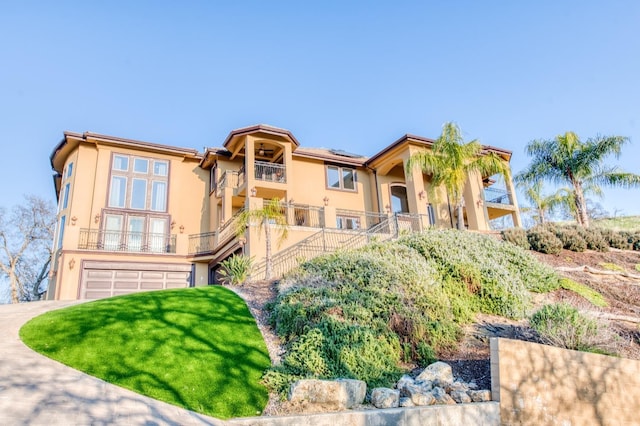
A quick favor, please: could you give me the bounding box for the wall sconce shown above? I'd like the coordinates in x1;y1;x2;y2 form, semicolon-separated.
258;144;265;156
418;190;426;200
68;258;76;270
94;214;100;224
170;220;176;229
323;196;329;206
70;216;78;226
179;225;185;234
385;204;391;214
238;237;246;246
250;187;257;197
476;199;484;207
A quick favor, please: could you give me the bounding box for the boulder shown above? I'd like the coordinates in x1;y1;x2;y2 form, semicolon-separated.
450;390;471;404
446;380;470;393
371;387;400;409
431;386;456;405
399;397;415;407
288;379;366;410
396;374;414;392
410;390;435;406
469;389;492;402
416;361;454;387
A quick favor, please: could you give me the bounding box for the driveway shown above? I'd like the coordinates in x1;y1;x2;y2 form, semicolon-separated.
0;300;224;426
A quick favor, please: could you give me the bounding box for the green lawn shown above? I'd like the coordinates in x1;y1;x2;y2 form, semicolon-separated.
593;215;640;232
20;286;271;419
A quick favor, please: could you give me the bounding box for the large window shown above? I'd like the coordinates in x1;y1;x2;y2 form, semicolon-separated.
390;185;409;213
102;211;169;253
336;216;359;230
108;154;169;212
326;165;356;191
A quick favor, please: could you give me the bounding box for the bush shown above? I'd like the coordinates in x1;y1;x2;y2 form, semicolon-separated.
599;228;631;250
265;230;563;396
620;231;640;251
502;228;530;250
554;227;587;252
573;226;609;252
527;227;563;255
218;255;253;285
530;303;617;354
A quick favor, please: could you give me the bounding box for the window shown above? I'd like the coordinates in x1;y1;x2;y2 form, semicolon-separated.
57;216;66;249
336;216;359;230
101;211;169;252
109;176;127;208
427;203;436;225
66;162;73;178
113;155;129;171
134;158;149;173
62;183;70;209
154;161;168;176
151;181;167;211
209;165;217;194
326;165;357;191
108;154;169;212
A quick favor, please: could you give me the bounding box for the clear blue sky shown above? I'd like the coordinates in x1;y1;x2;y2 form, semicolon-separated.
1;1;639;215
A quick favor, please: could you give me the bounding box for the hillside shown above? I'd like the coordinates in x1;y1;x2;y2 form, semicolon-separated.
230;229;640;414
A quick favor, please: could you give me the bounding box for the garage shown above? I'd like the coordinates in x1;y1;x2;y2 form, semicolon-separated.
80;261;192;300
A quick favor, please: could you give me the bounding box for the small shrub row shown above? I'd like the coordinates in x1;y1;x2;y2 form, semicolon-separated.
503;224;639;254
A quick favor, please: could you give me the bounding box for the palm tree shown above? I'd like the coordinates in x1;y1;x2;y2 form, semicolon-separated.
235;198;288;280
405;122;512;230
516;131;640;228
517;180;567;225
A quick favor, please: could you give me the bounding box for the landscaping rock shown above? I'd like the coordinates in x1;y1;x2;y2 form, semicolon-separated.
399;397;415;407
396;374;414;391
431;386;457;405
410;390;436;406
450;389;472;404
446;380;470;393
371;387;400;409
416;361;454;387
288;379;366;410
469;389;492;402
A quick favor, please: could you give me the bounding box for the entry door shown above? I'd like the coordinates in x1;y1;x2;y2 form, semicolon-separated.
127;216;145;252
149;218;167;253
104;215;123;250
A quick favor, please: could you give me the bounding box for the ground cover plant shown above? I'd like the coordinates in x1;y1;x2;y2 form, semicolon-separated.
20;287;271;419
265;229;562;396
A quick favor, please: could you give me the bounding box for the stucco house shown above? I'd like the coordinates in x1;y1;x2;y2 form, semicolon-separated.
47;124;520;300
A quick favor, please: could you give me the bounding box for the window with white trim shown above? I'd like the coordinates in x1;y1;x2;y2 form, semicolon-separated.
326;165;356;191
108;154;169;212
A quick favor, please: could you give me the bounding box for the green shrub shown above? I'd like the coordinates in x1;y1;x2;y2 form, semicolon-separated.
265;231;563;396
218;254;254;285
620;231;640;251
527;227;563;254
573;226;609;252
502;228;530;250
554;227;587;252
599;228;631;250
530;304;599;351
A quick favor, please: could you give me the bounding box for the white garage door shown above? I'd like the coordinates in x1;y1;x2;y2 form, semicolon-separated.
80;261;192;300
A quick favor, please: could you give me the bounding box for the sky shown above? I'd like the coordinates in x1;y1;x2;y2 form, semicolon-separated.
1;1;639;215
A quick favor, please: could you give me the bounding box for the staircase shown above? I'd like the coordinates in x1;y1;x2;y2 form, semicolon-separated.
251;213;426;280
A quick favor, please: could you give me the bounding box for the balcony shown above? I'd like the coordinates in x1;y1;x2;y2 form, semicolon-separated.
484;187;513;205
254;161;286;183
188;209;245;256
215;169;241;197
78;229;177;253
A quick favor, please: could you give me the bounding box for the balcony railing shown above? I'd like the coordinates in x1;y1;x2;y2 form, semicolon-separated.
188;209;245;256
78;229;176;253
335;208;387;229
255;161;286;183
283;203;325;228
484;187;513;205
215;170;241;197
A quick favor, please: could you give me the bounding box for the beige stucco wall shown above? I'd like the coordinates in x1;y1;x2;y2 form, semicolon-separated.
491;338;640;425
51;139;206;300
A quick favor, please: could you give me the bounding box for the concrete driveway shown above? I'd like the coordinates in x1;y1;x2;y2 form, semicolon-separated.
0;300;224;426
